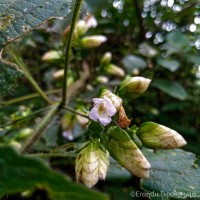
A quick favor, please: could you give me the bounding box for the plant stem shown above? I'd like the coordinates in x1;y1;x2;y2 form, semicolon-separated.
10;52;52;105
0;89;61;108
21;103;59;154
61;0;83;106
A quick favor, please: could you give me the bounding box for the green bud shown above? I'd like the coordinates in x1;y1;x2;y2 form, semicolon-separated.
80;35;107;48
105;127;150;178
100;89;122;111
18;128;33;140
119;76;151;98
75;140;109;188
100;52;112;65
105;64;125;77
136;122;187;149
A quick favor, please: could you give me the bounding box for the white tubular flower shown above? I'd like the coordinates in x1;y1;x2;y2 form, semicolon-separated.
89;96;116;126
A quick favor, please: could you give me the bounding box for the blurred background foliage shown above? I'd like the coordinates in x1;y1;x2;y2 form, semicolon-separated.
0;0;200;199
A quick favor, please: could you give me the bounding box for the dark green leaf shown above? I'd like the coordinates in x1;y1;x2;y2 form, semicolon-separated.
0;146;108;200
152;79;188;100
141;149;200;199
0;62;22;96
0;0;83;48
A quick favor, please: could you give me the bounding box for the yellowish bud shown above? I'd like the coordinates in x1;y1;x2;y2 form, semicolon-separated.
100;52;112;65
105;64;125;77
119;76;151;98
42;50;63;62
136;122;187;149
80;35;107;48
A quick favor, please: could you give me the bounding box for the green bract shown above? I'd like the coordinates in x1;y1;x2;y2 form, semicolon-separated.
104;126;151;178
136;122;187;149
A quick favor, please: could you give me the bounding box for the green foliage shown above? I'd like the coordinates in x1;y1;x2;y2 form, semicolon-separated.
141;149;200;199
0;146;108;200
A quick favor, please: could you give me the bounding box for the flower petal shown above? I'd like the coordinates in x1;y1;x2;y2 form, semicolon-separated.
104;96;116;116
89;107;98;121
99;116;112;126
92;98;104;104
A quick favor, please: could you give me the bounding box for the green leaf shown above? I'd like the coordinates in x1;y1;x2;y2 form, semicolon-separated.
141;149;200;199
152;79;188;100
165;32;190;55
0;61;22;96
0;0;83;48
157;58;180;72
0;146;108;200
122;55;147;73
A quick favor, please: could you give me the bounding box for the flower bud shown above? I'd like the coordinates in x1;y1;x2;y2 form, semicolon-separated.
105;64;125;77
75;140;109;188
75;20;87;36
96;76;109;84
42;50;63;62
119;76;151;98
80;35;107;48
136;122;187;149
18;128;33;140
100;89;122;112
100;52;112;65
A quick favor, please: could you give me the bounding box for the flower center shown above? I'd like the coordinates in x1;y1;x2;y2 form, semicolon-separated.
98;102;107;117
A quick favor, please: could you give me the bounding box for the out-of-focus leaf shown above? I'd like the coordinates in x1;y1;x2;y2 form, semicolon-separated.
122;55;147;73
0;146;108;200
0;0;81;48
157;58;180;72
139;42;158;57
85;0;109;11
165;32;190;55
0;62;22;96
141;149;200;199
186;54;200;65
152;79;188;100
43;119;59;147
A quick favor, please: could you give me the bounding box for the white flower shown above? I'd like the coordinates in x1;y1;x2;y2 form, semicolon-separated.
89;96;116;126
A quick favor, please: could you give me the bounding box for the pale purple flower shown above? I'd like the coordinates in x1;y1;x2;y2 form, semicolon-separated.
89;96;116;126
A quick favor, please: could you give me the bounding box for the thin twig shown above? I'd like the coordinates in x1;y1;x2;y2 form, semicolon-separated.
62;105;90;119
0;105;55;128
21;103;59;154
61;0;83;105
0;89;61;108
